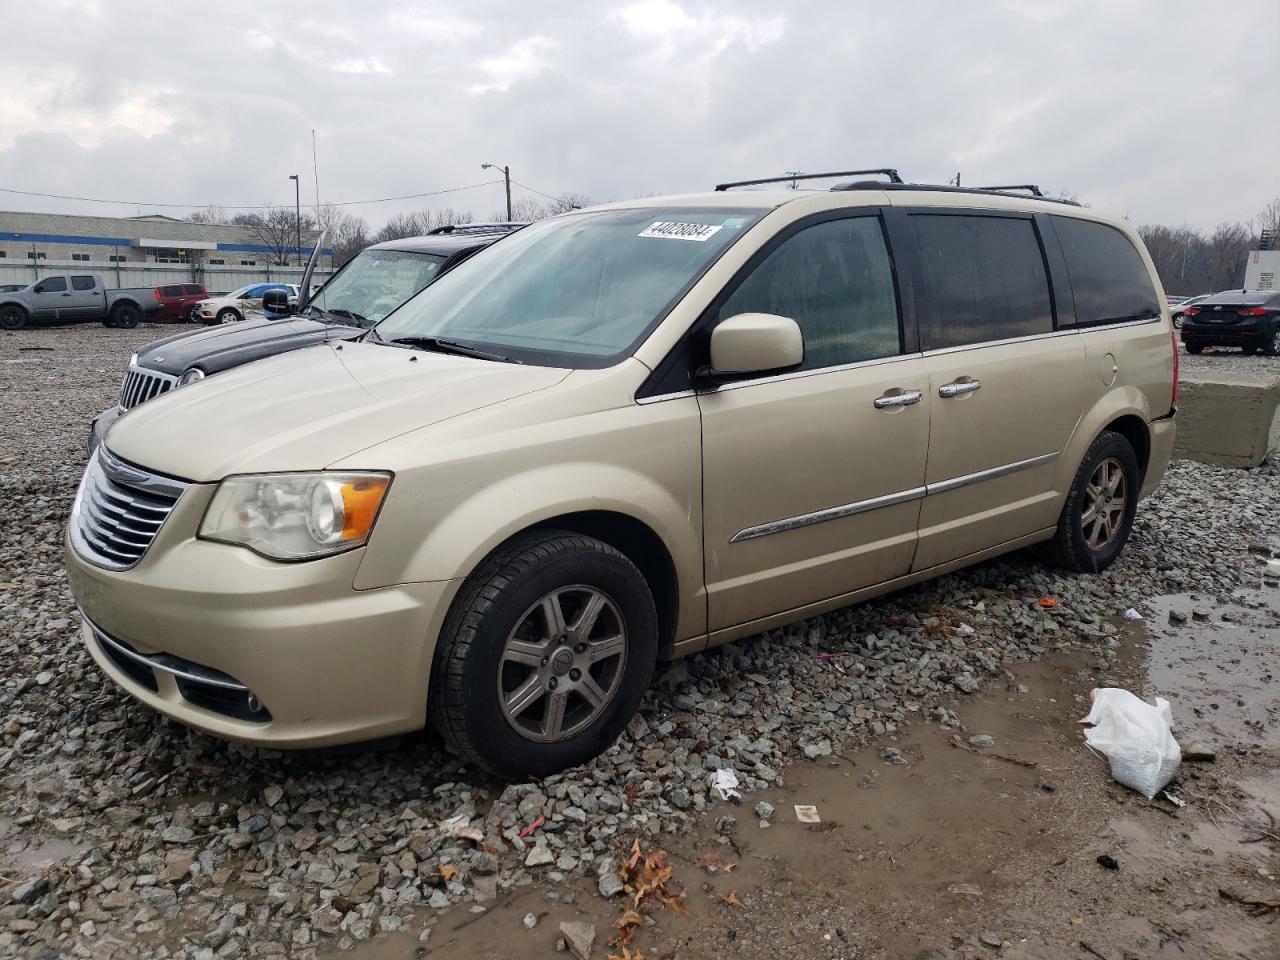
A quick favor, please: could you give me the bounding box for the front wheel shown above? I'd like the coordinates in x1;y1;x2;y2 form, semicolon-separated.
430;531;658;779
0;305;29;330
1043;431;1140;573
1185;342;1204;354
216;308;240;325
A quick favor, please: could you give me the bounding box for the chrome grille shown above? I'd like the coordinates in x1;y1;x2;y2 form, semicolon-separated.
70;448;189;571
119;366;177;411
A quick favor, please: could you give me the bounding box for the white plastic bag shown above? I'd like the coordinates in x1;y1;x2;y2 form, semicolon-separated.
1080;688;1181;799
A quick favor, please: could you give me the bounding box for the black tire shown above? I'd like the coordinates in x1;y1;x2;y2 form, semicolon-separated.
110;303;141;329
1243;346;1258;356
216;308;241;325
429;530;658;779
1263;324;1280;357
1185;342;1204;354
1043;430;1140;574
0;305;29;330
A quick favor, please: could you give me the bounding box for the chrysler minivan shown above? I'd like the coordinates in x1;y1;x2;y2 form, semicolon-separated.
66;173;1177;778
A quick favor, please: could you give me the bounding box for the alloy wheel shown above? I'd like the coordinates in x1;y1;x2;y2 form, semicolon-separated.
497;585;627;742
1081;458;1127;551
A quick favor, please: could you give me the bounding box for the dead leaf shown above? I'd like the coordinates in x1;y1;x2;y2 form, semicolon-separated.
1036;597;1060;608
722;891;746;909
695;852;737;874
436;863;459;882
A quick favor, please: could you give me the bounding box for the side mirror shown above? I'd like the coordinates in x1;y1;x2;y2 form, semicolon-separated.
262;288;290;314
704;313;804;380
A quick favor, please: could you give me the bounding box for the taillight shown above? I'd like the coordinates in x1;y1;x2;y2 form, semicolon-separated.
1236;307;1266;316
1183;307;1200;316
1170;329;1179;408
153;288;161;300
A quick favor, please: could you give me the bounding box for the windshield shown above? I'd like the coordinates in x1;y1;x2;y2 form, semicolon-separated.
226;285;257;299
310;249;445;325
374;207;764;366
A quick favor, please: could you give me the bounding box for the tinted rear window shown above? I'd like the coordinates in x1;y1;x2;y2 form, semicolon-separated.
183;284;203;295
71;275;95;290
1199;290;1275;306
1052;216;1160;326
162;285;182;297
910;214;1053;350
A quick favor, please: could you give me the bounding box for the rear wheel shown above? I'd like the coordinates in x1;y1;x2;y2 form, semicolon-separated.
1044;430;1140;574
1264;325;1280;357
430;530;658;779
1243;345;1259;356
0;305;29;330
109;304;141;329
1185;342;1204;354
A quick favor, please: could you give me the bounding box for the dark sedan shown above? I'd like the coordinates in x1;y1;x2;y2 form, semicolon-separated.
90;225;523;453
1180;290;1280;356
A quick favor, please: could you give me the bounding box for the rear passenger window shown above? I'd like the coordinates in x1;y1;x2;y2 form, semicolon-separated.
718;216;900;371
1052;216;1160;327
162;285;182;297
71;276;95;291
911;214;1053;351
183;284;203;295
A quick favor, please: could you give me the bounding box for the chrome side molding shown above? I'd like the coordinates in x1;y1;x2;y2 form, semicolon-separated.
731;451;1059;543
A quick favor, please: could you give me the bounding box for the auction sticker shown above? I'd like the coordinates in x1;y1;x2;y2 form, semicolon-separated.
638;221;724;242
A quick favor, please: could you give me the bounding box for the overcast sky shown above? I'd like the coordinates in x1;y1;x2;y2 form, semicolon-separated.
1;0;1276;231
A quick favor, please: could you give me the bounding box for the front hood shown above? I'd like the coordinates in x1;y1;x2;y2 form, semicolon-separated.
105;342;570;481
136;317;361;376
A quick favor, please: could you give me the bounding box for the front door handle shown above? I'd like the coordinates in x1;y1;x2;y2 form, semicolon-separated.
874;389;923;409
938;378;981;398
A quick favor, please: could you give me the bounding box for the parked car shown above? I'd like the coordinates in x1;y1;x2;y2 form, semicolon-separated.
0;283;26;294
154;283;209;322
0;274;161;330
66;179;1175;779
192;283;299;325
88;228;521;453
1168;293;1209;328
1180;290;1280;355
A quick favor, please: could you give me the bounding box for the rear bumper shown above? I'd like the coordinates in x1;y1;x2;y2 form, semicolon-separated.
1141;413;1176;498
1181;322;1262;345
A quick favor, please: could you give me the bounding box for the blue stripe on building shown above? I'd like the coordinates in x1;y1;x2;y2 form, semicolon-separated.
3;231;332;256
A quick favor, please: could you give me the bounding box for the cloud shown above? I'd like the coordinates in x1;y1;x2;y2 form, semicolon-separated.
0;0;1274;231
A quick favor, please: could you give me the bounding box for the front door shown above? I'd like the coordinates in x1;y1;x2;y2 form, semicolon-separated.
698;212;930;633
903;211;1087;571
28;276;69;319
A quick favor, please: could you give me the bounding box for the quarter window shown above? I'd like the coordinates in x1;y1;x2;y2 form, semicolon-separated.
71;276;96;291
1052;216;1160;327
718;216;901;371
911;214;1053;350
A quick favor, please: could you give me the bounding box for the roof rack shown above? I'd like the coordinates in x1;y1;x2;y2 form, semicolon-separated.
830;181;1081;206
427;221;527;235
714;169;903;191
977;184;1044;197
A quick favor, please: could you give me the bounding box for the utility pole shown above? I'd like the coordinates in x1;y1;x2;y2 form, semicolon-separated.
482;163;512;221
950;172;961;187
289;174;301;267
784;170;803;190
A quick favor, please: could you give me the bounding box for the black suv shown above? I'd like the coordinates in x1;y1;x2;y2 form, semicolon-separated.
89;225;522;452
1179;290;1280;356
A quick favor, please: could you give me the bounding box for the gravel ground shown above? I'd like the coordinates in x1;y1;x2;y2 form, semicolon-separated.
1;324;1278;959
1180;344;1280;376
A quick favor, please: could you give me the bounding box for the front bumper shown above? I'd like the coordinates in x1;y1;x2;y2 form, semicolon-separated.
66;503;458;748
87;405;121;458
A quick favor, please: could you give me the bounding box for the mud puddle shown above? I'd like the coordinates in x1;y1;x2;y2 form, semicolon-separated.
327;586;1279;960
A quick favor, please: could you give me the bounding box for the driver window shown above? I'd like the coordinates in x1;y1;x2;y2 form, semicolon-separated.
36;277;68;293
718;216;901;371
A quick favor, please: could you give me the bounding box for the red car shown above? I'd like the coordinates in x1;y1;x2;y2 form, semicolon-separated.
154;283;208;322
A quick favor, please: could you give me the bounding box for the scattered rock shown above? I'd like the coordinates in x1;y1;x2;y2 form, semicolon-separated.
559;920;596;959
754;801;775;821
967;735;996;749
1183;743;1216;763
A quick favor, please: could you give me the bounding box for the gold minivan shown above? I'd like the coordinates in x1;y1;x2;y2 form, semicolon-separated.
66;173;1177;778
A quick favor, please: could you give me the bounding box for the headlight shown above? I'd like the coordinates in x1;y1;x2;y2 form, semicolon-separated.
177;367;205;386
199;472;391;560
128;352;138;369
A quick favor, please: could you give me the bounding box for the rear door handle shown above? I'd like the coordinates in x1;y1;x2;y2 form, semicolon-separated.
874;389;923;409
938;379;981;398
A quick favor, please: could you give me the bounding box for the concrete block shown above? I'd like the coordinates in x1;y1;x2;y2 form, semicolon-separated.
1174;370;1280;468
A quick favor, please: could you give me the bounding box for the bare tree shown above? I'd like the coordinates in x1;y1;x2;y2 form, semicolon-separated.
316;205;371;267
493;192;592;222
1258;196;1280;246
185;205;230;224
233;205;317;265
1205;221;1254;291
371;208;473;244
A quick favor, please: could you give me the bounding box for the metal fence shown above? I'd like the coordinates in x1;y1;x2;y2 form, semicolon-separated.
0;259;334;296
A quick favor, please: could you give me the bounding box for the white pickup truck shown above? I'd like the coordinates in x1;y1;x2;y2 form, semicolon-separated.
0;274;162;330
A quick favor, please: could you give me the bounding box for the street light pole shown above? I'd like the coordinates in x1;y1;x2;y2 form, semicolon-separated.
289;174;301;267
481;163;512;222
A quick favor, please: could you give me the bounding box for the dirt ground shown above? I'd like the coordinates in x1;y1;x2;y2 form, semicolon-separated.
335;577;1279;960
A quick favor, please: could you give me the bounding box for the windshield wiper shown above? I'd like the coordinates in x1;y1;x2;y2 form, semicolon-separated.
326;308;373;327
384;335;521;364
